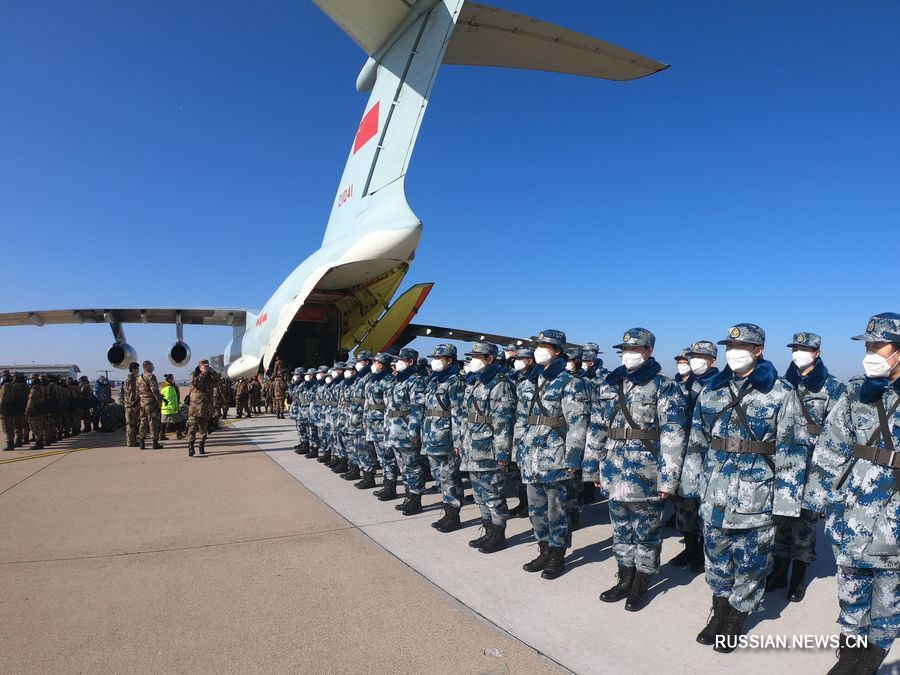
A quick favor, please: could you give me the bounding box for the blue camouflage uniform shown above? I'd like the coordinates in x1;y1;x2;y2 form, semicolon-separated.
364;354;399;498
584;328;687;592
582;342;610;393
289;368;306;451
460;342;515;543
328;366;348;469
422;344;466;525
680;323;806;650
348;352;377;480
301;370;321;457
803;314;900;668
518;329;590;578
384;348;426;508
769;332;845;599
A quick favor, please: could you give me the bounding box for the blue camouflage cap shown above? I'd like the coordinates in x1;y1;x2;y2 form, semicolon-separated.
718;323;765;347
464;342;497;358
355;350;373;361
373;352;393;364
582;341;604;357
429;343;458;359
674;347;690;362
614;327;656;350
787;332;821;350
318;365;329;373
293;367;305;375
533;329;566;347
390;347;419;361
345;359;357;368
687;340;717;358
564;347;582;361
515;347;535;359
333;361;347;369
503;343;518;353
852;312;900;343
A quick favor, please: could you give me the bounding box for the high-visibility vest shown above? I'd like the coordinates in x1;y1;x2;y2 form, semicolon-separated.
160;384;180;416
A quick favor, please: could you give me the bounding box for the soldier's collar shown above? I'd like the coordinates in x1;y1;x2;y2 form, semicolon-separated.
709;359;777;394
432;363;460;382
785;358;827;393
859;376;900;404
477;362;503;384
605;357;661;387
538;357;566;382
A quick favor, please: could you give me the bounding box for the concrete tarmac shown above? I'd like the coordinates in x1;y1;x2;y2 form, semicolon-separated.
0;421;559;674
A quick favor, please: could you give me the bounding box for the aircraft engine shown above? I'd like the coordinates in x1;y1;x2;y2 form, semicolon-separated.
168;341;191;367
107;342;138;370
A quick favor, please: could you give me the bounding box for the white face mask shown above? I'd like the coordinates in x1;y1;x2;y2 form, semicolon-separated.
469;358;486;373
330;370;340;378
791;351;816;371
863;350;898;379
505;352;516;361
325;376;333;384
355;362;365;372
726;348;756;373
316;373;325;381
676;362;691;376
343;369;354;378
513;359;527;372
534;347;553;365
395;360;408;372
566;362;577;373
292;376;301;383
431;359;445;373
689;357;710;376
621;351;646;371
304;374;313;382
372;363;383;374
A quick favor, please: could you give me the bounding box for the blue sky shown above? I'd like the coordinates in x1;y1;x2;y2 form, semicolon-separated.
2;1;898;381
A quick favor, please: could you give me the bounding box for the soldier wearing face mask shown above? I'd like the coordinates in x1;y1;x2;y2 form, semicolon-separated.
681;323;805;653
766;332;845;603
386;348;427;515
365;354;400;500
314;366;334;464
337;360;363;482
564;347;589;531
326;364;348;474
803;313;900;674
503;343;519;378
674;349;692;393
460;342;516;553
671;341;720;572
582;343;609;390
584;327;687;611
509;348;538;519
301;369;321;458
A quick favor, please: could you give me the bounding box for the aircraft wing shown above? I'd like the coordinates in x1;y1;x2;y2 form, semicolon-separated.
394;323;527;349
0;308;248;327
445;2;668;80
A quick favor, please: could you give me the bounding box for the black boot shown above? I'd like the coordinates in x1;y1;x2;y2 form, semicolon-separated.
317;449;331;464
696;595;731;645
341;463;361;481
139;438;145;450
152;441;163;449
624;570;653;611
331;458;349;474
508;486;529;518
523;542;550;573
765;555;790;592
4;442;13;451
599;565;635;603
376;480;399;501
30;440;45;451
540;546;566;579
690;534;706;573
670;532;698;567
355;471;376;489
568;508;581;532
825;634;862;675
198;441;206;456
479;523;507;554
294;441;309;455
395;493;412;511
712;605;749;654
468;520;491;548
401;493;423;516
188;442;195;457
431;504;450;530
305;446;319;459
787;560;808;602
434;505;461;533
851;641;887;675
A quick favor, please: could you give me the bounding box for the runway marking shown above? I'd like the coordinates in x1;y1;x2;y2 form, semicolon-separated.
0;447;87;465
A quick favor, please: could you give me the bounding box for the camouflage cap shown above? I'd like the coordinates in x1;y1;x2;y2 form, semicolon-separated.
717;323;766;347
390;347;419;361
503;343;518;353
355;350;373;361
674;347;690;362
687;340;718;358
532;329;566;347
293;367;305;375
464;342;497;358
428;343;458;359
515;347;535;359
564;347;582;361
318;365;329;373
333;361;347;370
787;332;821;350
613;327;656;349
199;358;210;365
417;357;428;366
582;341;603;357
373;352;393;364
852;312;900;343
345;359;357;368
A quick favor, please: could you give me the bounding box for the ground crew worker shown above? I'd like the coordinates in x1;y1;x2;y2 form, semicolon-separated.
366;354;399;500
460;342;515;553
681;323;805;652
160;374;184;441
187;359;213;456
766;332;845;602
136;360;163;449
385;348;426;515
803;313;900;674
585;327;687;611
123;362;140;447
516;330;590;580
422;344;466;532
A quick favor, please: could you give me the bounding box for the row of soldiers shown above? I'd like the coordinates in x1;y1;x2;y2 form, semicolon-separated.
284;313;900;673
230;376;289;417
0;371;123;450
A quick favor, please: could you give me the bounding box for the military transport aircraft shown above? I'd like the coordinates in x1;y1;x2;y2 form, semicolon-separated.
0;1;667;379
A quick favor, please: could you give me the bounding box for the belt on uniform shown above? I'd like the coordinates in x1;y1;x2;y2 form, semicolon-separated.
365;403;385;411
608;427;660;441
426;408;452;418
388;410;410;418
806;423;822;435
852;444;900;469
468;413;492;424
710;437;775;455
353;398;365;404
527;414;567;429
